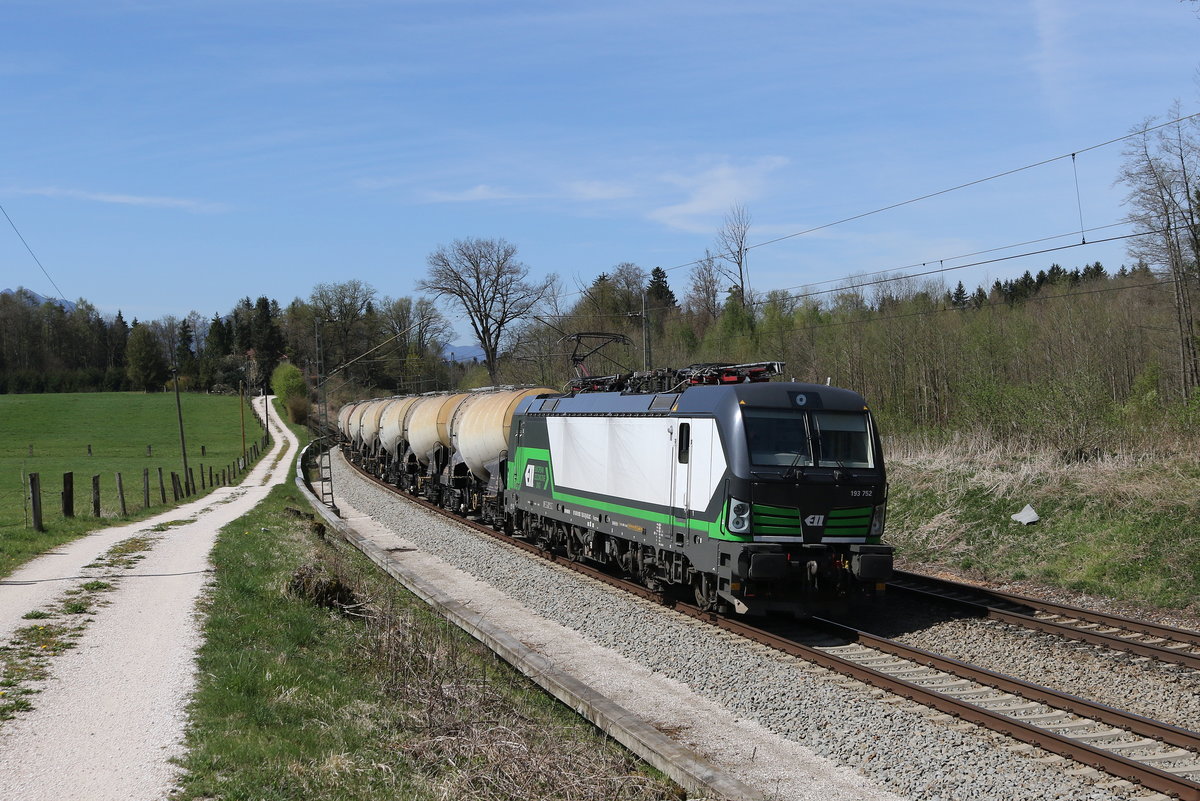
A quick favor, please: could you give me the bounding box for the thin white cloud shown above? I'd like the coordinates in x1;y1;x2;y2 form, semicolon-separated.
647;156;790;233
14;186;227;213
419;179;636;204
563;180;635;201
1028;0;1074;111
423;184;532;203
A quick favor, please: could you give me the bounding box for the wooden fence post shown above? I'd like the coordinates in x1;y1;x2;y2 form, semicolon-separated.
116;472;127;516
143;468;150;508
170;473;179;501
158;467;166;504
29;473;44;532
62;472;74;518
92;474;101;517
188;468;195;497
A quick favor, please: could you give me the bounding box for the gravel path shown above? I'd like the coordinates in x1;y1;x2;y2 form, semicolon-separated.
0;396;296;801
330;455;1152;801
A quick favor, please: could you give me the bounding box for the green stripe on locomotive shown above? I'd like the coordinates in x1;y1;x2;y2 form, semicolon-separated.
508;445;749;541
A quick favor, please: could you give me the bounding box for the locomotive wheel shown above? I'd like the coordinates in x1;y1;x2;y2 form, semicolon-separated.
564;527;582;562
693;573;717;612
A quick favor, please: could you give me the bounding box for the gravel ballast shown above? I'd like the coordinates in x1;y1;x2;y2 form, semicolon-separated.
330;455;1159;801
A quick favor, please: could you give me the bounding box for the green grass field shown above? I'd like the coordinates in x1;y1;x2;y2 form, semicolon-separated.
0;392;267;577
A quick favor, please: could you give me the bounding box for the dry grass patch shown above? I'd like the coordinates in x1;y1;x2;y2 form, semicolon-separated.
885;432;1200;613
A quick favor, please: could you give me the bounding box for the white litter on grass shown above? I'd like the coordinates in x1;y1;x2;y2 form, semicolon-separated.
1011;504;1040;525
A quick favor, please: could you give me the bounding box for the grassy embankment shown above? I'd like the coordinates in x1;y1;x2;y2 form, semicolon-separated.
0;392;266;577
174;401;679;801
885;434;1200;614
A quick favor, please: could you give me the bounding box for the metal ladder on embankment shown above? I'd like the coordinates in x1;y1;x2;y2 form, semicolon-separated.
314;327;338;514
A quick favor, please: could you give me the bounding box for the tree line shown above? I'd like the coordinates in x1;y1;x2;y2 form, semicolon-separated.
0;286;457;405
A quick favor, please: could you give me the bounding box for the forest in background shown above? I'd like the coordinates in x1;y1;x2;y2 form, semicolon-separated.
1;253;1195;455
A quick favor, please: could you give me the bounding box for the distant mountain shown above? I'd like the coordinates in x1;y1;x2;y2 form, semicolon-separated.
1;287;76;312
443;344;485;363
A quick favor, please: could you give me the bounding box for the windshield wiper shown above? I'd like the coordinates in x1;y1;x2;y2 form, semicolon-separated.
785;448;809;480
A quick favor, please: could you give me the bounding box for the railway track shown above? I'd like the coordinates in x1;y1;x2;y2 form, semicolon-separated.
341;456;1200;800
887;570;1200;672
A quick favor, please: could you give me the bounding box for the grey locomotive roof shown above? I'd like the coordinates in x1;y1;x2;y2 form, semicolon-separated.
517;382;869;417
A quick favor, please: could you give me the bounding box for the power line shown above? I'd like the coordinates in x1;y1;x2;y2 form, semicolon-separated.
680;111;1200;271
536;109;1200;309
1;203;67;303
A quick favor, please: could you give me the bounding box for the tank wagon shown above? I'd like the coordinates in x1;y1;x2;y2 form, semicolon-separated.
339;363;893;616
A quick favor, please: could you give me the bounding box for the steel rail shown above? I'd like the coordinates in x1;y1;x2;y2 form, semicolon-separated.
889;570;1200;671
344;456;1200;799
678;606;1200;800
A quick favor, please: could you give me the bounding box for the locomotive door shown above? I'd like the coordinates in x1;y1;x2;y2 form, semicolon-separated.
671;421;692;534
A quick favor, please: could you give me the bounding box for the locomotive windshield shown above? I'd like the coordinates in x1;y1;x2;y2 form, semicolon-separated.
744;409;812;467
812;411;874;468
743;409;875;469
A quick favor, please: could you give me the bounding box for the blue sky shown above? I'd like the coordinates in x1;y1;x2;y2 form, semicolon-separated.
2;1;1198;339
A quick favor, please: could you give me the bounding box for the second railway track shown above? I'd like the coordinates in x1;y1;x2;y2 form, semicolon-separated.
887;570;1200;671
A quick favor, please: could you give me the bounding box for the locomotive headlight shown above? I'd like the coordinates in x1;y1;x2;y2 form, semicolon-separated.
869;504;886;537
728;499;751;533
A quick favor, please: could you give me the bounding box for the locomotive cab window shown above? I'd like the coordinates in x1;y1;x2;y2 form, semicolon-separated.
813;412;874;468
677;422;690;463
744;409;811;467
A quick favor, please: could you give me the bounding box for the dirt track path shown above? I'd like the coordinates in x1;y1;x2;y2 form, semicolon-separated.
0;396;297;801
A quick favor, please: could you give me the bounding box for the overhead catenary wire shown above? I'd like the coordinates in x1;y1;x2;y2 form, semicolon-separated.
1;203;68;303
529;109;1200;311
680;111;1200;272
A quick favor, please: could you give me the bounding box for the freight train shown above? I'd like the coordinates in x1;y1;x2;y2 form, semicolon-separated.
337;362;892;616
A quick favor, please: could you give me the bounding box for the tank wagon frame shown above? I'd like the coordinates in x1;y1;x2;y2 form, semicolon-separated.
339;363;893;616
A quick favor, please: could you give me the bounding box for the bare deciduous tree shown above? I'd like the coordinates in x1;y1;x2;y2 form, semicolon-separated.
1119;107;1200;397
714;203;752;309
310;279;378;378
419;237;553;384
685;250;723;328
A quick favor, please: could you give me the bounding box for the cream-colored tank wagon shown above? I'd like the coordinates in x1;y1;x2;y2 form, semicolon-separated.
346;399;377;453
376;394;423;483
355;397;397;470
336;400;363;444
342;364;892;617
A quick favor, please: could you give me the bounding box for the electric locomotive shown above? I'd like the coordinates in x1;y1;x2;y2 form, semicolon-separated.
504;362;892;615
